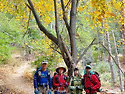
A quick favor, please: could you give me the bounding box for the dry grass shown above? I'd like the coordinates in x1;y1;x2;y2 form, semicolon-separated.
23;70;34;83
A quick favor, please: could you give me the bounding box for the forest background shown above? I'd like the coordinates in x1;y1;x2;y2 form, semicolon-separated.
0;0;125;93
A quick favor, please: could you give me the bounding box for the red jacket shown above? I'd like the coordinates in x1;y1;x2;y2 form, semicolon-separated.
53;74;69;91
84;73;100;94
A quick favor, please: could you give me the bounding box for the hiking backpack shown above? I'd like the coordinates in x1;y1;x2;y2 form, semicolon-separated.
52;73;67;89
82;71;101;92
89;71;101;92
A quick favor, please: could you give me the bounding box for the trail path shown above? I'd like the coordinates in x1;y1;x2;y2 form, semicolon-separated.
0;53;35;94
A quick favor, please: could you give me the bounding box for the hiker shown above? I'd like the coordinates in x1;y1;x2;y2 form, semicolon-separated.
52;66;69;94
83;65;100;94
69;68;84;94
34;60;52;94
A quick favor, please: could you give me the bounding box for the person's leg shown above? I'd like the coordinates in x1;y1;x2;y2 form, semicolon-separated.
61;92;66;94
54;91;60;94
43;87;48;94
38;87;44;94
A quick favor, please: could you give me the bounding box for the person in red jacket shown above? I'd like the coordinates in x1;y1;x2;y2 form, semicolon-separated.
83;65;100;94
53;66;69;94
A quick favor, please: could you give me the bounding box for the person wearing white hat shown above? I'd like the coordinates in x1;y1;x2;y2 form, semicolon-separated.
34;60;52;94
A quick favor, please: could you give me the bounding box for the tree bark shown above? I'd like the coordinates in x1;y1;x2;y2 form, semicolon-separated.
124;72;125;91
112;30;123;91
27;0;58;45
101;22;106;62
54;0;75;77
97;24;101;62
70;0;77;64
106;31;116;85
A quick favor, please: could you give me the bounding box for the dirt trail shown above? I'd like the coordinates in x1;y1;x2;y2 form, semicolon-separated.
0;53;35;94
8;61;34;94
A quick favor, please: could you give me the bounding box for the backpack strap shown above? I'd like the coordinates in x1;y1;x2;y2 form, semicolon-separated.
46;70;50;83
88;74;94;84
55;74;59;83
55;74;67;83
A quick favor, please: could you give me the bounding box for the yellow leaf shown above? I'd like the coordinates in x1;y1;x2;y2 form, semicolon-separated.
100;31;103;34
78;7;83;12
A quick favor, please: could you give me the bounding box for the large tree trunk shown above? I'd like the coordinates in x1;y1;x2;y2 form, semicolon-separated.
106;31;116;85
112;30;123;91
70;0;77;64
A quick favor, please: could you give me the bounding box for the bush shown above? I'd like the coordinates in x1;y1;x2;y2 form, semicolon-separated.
93;61;111;74
93;61;123;86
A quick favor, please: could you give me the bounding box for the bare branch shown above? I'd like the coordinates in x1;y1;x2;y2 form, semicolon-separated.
27;0;58;45
25;3;32;10
70;0;77;63
49;45;61;55
76;0;80;8
54;0;60;42
65;0;71;9
77;38;96;63
100;43;124;74
60;0;70;33
23;10;31;38
60;36;76;68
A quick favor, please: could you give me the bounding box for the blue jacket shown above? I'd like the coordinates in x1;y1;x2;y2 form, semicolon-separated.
34;67;52;90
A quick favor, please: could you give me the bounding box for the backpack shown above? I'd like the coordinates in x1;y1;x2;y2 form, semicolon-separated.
82;71;101;92
89;71;101;92
71;76;82;86
52;73;67;89
52;72;58;89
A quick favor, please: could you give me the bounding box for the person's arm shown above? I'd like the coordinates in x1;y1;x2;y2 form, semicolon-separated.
49;75;52;90
34;71;38;89
91;75;100;90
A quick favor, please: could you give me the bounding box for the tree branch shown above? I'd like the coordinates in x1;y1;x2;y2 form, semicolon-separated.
77;38;96;63
70;0;77;63
25;3;32;10
27;0;58;45
60;36;76;68
76;0;79;8
49;45;61;55
65;0;71;9
60;0;70;34
54;0;60;43
100;43;124;74
23;10;31;38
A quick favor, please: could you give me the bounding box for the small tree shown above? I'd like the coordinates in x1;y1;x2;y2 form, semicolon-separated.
26;0;96;77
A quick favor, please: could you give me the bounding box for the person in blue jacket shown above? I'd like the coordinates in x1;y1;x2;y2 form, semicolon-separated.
34;60;52;94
